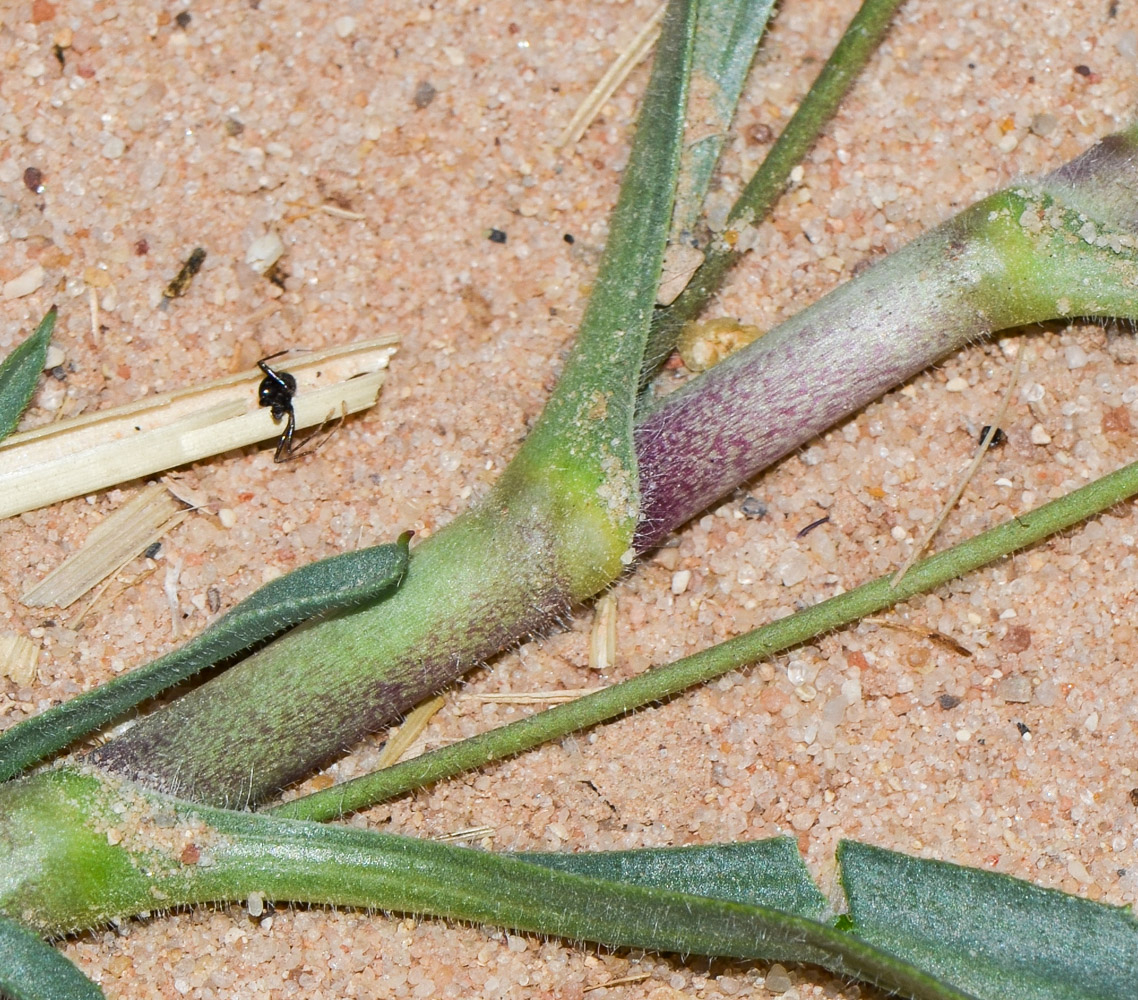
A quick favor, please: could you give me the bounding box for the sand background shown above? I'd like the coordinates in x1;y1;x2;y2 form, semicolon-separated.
2;0;1137;996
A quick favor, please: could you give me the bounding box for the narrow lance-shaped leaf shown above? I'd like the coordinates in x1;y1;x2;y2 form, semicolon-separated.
643;0;907;370
0;308;55;443
0;534;410;783
515;837;829;919
667;0;777;238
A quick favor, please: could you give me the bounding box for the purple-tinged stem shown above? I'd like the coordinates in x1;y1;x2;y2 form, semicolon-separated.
634;128;1138;548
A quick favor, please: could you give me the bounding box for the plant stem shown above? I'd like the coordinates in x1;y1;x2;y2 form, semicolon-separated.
87;0;699;806
0;766;979;1000
273;445;1138;821
85;498;604;804
635;125;1138;547
88;125;1138;806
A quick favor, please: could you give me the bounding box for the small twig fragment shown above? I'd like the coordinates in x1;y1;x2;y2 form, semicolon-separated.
163;247;207;299
555;3;666;149
585;973;652;994
436;826;495;844
320;203;368;221
864;617;973;657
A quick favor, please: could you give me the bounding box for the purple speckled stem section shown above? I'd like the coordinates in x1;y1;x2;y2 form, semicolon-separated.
634;129;1138;549
634;228;986;548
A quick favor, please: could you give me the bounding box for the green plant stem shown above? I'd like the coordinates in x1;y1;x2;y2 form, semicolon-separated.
6;764;1132;1000
9;765;1134;1000
76;0;906;808
68;123;1138;809
273;449;1138;821
642;0;906;370
0;767;978;1000
86;0;699;807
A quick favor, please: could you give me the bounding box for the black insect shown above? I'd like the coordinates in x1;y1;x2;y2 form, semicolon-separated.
257;352;300;462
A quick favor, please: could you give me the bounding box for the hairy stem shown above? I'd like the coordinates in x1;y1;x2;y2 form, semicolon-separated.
274;442;1138;820
635;127;1138;546
0;767;980;1000
91;127;1138;805
87;0;699;806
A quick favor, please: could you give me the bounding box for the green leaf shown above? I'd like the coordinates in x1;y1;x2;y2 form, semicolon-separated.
0;534;410;782
516;836;829;919
644;0;906;370
668;0;777;237
0;308;55;443
0;913;104;1000
838;840;1138;1000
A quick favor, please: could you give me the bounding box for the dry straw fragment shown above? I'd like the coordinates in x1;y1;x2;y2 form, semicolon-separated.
0;633;39;685
470;688;605;705
374;695;447;769
21;483;189;609
554;3;666;149
589;591;618;671
0;337;397;520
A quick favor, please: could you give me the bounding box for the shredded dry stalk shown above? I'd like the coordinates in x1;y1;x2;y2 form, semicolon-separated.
554;3;666;149
892;348;1025;587
21;483;189;608
0;632;39;685
0;338;397;520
